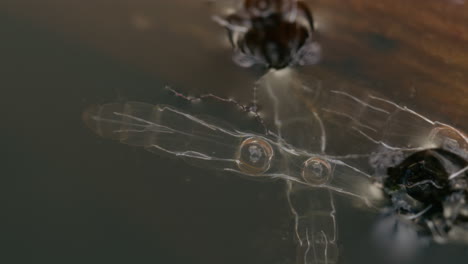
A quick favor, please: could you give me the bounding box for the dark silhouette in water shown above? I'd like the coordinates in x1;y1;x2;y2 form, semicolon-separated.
215;0;320;69
385;148;468;243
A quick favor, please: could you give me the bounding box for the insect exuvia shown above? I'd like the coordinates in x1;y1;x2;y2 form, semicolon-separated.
213;0;321;69
82;1;468;263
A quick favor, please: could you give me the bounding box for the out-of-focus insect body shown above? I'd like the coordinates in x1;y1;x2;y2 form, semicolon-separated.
216;0;320;69
384;148;468;243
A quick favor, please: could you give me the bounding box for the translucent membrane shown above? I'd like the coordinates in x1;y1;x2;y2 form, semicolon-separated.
83;102;243;171
258;70;467;173
83;73;467;260
236;137;274;175
253;69;468;249
83;101;377;205
428;126;468;160
83;101;343;263
302;157;332;185
287;183;339;264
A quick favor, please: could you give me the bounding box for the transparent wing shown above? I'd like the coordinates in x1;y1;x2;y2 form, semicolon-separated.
83;102;242;171
82;91;467;263
313;78;468;180
83;100;352;264
256;69;329;154
256;69;467;173
83;101;378;205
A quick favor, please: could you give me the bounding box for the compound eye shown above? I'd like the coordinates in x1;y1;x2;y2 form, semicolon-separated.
237;137;274;175
302;157;332;185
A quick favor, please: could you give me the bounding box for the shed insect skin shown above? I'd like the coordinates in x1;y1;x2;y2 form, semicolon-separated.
216;0;321;69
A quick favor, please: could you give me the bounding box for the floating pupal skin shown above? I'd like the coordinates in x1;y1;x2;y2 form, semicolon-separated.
217;0;320;69
384;148;468;243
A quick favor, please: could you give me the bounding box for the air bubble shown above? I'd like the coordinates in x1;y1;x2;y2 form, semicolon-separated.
302;157;332;185
428;126;467;159
237;137;274;175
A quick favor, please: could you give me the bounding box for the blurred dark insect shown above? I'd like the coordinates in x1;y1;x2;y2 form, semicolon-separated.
214;0;321;69
384;148;468;243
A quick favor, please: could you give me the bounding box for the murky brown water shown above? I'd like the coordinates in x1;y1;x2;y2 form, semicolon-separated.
1;1;467;263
